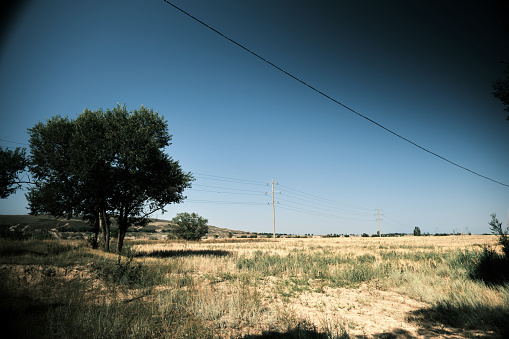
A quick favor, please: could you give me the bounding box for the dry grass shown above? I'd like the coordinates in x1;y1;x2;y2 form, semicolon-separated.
1;235;507;338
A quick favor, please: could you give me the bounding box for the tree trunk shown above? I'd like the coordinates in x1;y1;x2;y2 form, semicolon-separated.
117;217;127;254
99;209;110;252
91;213;99;249
116;205;128;253
99;210;106;250
102;207;110;252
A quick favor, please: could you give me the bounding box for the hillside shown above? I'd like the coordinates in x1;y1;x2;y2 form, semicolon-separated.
0;214;253;239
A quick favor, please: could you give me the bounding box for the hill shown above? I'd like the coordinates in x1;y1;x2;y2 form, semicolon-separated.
0;214;253;239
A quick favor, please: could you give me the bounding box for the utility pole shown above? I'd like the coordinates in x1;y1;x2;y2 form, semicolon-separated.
272;179;276;239
377;208;381;239
373;208;383;239
267;180;279;240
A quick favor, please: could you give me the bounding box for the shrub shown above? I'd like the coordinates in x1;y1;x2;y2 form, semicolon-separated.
489;213;509;257
470;245;509;285
469;214;509;285
170;212;208;241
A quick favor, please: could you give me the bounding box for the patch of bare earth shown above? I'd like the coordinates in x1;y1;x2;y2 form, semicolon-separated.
253;277;497;338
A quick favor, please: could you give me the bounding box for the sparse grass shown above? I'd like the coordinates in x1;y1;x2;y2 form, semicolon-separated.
0;235;506;338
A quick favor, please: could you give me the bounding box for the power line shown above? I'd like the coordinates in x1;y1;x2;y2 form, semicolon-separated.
382;220;412;234
193;173;266;185
0;138;29;146
191;184;266;194
278;205;374;221
160;0;509;188
279;190;373;215
383;214;414;230
185;199;266;205
278;184;373;212
189;188;264;196
278;195;372;217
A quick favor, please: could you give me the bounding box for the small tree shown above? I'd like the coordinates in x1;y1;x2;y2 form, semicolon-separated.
171;212;208;241
413;226;422;236
489;213;509;258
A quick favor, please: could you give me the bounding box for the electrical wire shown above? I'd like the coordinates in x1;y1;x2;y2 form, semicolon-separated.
278;204;374;221
160;0;509;188
0;139;29;146
189;188;264;196
192;183;266;193
383;214;414;230
278;188;373;214
193;172;266;185
185;199;267;205
382;220;412;234
277;194;373;217
193;174;267;186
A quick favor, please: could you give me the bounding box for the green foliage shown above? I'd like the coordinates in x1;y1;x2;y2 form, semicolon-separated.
361;233;369;237
413;226;422;236
0;147;27;198
26;105;194;252
469;245;509;285
236;251;386;288
171;212;208;241
492;60;509;120
466;214;509;286
489;213;509;257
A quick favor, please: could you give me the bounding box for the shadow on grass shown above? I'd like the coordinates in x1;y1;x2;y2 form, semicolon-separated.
353;328;416;338
406;303;509;338
241;328;329;339
134;249;231;258
241;328;417;339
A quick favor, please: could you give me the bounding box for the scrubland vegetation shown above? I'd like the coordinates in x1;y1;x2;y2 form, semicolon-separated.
1;235;508;338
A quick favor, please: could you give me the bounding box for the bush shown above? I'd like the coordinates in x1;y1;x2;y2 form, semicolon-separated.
170;212;208;241
469;214;509;285
489;213;509;257
0;225;28;240
470;246;509;285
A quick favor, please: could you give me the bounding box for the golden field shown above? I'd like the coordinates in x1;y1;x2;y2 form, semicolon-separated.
1;235;507;338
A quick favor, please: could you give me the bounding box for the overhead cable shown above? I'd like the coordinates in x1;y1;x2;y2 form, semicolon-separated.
160;0;509;188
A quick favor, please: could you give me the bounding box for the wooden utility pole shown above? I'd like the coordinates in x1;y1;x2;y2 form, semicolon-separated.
272;179;276;240
378;208;381;239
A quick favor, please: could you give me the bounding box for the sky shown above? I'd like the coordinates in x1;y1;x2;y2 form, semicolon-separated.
0;0;508;235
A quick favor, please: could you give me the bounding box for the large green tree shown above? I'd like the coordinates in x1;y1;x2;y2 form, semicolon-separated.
0;147;28;198
27;105;193;252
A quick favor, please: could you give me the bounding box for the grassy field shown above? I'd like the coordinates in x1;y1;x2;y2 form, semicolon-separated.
1;235;507;338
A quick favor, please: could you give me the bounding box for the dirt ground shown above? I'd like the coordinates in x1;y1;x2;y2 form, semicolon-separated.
1;263;500;338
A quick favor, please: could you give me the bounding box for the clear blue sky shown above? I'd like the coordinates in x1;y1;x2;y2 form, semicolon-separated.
1;0;508;235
